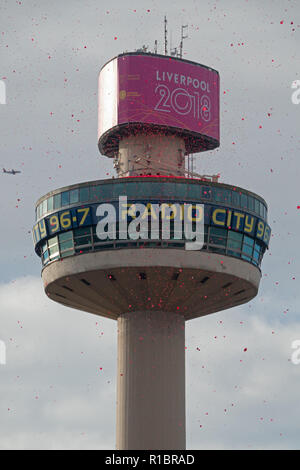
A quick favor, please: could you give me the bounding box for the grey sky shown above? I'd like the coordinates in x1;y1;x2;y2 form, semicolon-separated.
0;0;300;449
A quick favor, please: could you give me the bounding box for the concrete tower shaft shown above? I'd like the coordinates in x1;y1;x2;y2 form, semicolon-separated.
116;311;185;450
117;133;186;177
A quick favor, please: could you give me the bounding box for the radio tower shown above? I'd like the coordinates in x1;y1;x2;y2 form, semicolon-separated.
33;44;271;449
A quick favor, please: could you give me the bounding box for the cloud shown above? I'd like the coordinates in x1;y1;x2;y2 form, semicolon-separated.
0;276;117;450
0;276;300;449
186;305;300;449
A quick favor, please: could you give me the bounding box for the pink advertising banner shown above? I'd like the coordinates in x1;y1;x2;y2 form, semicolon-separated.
117;54;219;142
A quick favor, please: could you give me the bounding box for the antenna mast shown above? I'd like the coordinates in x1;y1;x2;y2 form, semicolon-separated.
164;16;168;55
179;24;188;59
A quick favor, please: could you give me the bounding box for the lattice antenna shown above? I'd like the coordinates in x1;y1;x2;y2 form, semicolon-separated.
164;16;168;55
179;24;188;59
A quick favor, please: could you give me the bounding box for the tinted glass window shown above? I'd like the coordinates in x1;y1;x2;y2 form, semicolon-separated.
53;193;61;210
48;236;58;247
113;182;127;197
241;254;251;262
223;190;231;204
74;227;91;237
232;190;240;207
259;202;264;218
201;187;211;199
227;231;242;253
90;185;102;201
74;235;91;246
248;196;254;211
210;226;227;237
60;239;74;251
79;187;89;202
241;193;247;209
59;231;73;242
61;191;70;206
228;230;242;242
49;245;59;256
151;182;165;198
126;182;140;198
130;182;145;198
242;243;253;256
243;235;254;247
47;197;53;212
213;187;225;202
161;182;177;198
209;227;227;246
189;184;200;200
41;241;48;253
254;241;261;253
42;199;47;215
175;183;187;199
70;189;79;204
101;184;113;200
255;199;260;214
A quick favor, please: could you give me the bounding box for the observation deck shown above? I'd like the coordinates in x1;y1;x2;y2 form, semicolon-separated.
33;176;270;321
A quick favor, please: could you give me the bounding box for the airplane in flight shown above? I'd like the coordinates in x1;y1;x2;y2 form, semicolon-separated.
3;168;21;175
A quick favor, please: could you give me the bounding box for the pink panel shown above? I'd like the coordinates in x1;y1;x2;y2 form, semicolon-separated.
117;54;219;141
